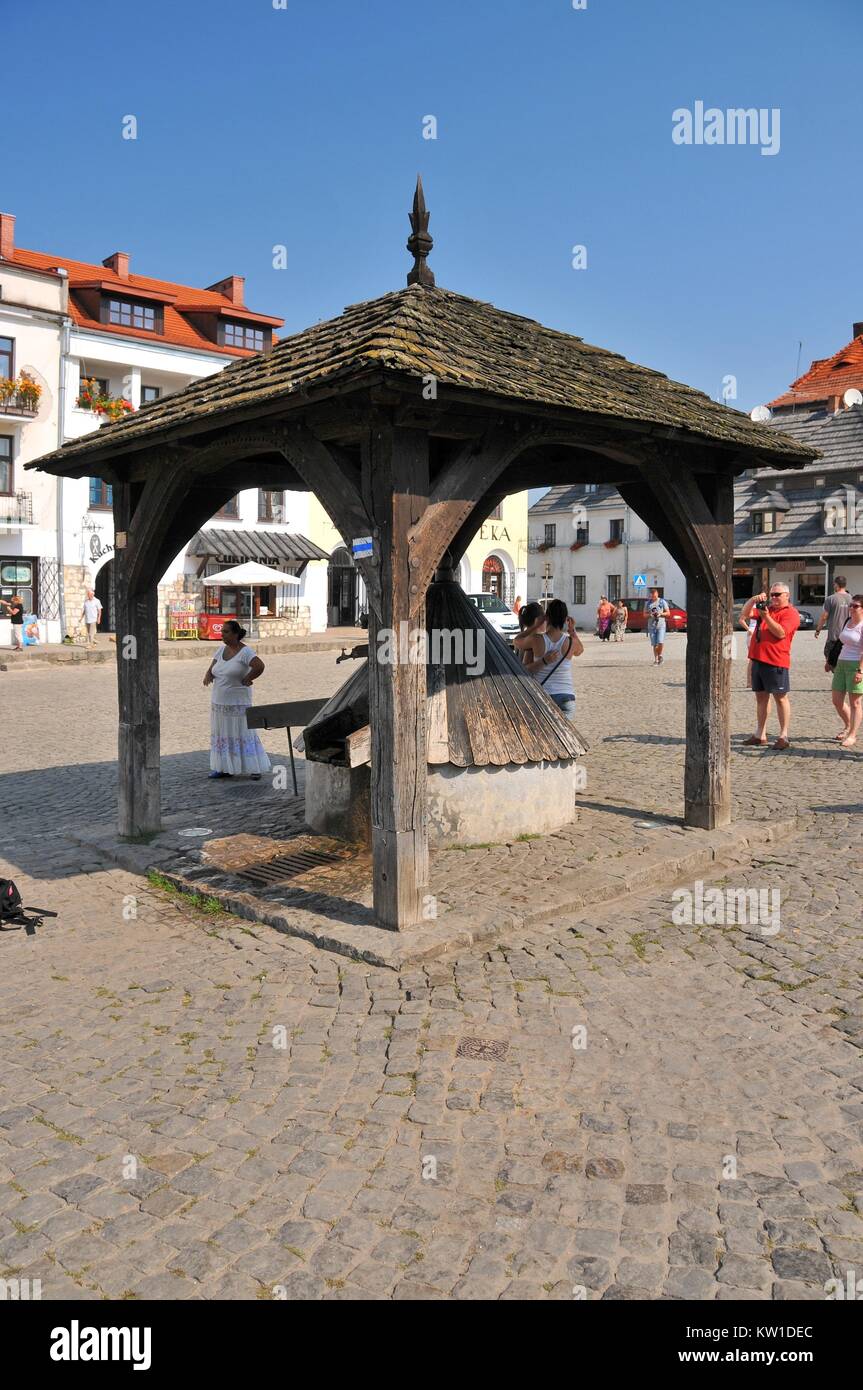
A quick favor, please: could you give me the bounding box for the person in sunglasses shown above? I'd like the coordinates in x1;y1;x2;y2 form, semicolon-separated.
828;594;863;748
740;582;800;750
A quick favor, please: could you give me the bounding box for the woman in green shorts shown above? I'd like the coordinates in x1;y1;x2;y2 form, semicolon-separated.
829;594;863;748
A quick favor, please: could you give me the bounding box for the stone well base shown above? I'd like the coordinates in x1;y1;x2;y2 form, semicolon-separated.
305;758;579;847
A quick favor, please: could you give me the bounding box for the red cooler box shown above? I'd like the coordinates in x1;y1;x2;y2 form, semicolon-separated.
198;613;227;641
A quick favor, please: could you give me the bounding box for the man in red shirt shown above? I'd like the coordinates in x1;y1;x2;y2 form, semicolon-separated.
741;582;800;749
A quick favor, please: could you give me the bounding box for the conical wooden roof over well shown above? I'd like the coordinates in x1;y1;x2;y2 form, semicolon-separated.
304;575;588;768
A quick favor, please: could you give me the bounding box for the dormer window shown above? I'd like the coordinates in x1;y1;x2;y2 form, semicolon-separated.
750;511;776;534
107;297;160;332
222;321;265;351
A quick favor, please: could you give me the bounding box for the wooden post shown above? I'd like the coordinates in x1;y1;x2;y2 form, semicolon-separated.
683;472;734;830
113;481;162;837
365;426;430;929
622;458;734;831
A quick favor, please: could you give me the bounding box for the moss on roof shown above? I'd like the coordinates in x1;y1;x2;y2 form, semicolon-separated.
31;284;817;472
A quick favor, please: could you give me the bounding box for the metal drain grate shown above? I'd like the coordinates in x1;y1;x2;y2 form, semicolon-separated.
456;1037;509;1061
237;847;343;886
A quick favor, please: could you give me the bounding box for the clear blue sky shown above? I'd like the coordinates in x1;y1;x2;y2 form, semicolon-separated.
4;0;861;418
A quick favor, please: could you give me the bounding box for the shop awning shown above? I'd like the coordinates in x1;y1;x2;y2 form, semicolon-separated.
189;528;329;567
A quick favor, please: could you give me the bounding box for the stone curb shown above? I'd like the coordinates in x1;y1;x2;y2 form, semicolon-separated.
66;812;805;971
0;632;366;669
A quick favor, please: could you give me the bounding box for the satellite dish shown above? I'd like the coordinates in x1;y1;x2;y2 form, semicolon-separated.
750;405;773;423
843;388;863;408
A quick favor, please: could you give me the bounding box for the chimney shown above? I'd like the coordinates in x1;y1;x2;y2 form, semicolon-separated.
102;251;130;278
207;275;245;306
854;321;863;339
0;212;15;261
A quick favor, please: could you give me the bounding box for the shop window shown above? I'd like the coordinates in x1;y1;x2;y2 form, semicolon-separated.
798;572;825;606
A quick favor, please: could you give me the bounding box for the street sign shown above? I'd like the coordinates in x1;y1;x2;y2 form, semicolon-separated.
633;573;647;588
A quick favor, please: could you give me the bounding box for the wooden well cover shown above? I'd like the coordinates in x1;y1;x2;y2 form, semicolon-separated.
304;576;588;768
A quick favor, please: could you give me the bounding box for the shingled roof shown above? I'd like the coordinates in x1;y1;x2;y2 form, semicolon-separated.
734;406;863;560
31;284;817;473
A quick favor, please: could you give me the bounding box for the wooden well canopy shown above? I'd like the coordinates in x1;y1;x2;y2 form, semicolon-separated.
30;177;817;931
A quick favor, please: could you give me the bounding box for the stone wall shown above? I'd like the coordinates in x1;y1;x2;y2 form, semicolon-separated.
256;608;311;639
62;566;92;636
158;576;204;639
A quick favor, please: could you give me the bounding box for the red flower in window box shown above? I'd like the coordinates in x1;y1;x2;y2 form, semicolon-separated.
570;541;586;551
604;538;621;549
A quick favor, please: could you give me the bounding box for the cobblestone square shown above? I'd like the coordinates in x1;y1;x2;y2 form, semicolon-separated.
1;635;861;1301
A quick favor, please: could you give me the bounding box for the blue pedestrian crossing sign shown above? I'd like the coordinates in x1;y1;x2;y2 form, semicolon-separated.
633;573;647;588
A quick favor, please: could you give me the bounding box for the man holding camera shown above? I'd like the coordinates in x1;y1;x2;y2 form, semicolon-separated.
741;581;800;749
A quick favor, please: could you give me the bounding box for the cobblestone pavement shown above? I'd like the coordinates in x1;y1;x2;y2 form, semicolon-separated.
0;636;861;1300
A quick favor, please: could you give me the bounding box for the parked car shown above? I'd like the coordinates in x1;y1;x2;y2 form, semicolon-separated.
465;593;521;640
623;596;687;633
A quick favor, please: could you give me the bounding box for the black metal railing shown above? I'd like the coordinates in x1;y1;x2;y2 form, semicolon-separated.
0;399;38;418
0;491;33;526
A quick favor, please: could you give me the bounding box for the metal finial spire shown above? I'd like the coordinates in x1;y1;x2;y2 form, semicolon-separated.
407;175;435;288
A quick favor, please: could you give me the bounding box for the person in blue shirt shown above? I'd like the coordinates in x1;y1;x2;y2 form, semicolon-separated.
647;589;670;665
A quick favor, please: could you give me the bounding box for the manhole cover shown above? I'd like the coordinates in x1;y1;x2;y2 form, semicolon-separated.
237;846;344;886
456;1037;509;1061
178;827;213;838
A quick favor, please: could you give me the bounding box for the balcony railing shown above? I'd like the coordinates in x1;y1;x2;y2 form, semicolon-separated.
0;400;38;420
0;491;34;526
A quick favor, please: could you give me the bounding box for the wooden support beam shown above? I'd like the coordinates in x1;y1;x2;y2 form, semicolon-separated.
447;490;506;566
682;471;734;829
113;481;162;838
364;425;430;930
637;451;734;830
278;423;381;617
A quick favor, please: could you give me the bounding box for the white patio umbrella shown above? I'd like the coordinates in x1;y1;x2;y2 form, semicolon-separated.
202;561;301;628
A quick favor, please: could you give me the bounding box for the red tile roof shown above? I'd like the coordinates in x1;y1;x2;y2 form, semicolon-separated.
770;330;863;408
4;245;283;358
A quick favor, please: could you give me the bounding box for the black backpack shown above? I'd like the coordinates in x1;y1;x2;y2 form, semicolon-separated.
0;879;22;920
0;879;57;936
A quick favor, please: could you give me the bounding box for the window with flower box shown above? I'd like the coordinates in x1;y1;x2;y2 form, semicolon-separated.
0;337;13;381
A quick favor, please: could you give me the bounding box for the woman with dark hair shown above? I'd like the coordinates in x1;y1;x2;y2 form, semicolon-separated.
202;620;271;779
514;601;546;667
526;598;583;720
828;594;863;748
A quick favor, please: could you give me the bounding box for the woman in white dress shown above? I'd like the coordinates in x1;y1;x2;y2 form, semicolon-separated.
202;620;271;779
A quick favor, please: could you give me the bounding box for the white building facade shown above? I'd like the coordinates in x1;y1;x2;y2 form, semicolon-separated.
0;210;343;644
528;484;688;625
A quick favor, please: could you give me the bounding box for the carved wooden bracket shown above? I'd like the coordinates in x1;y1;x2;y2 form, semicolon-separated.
635;443;733;596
